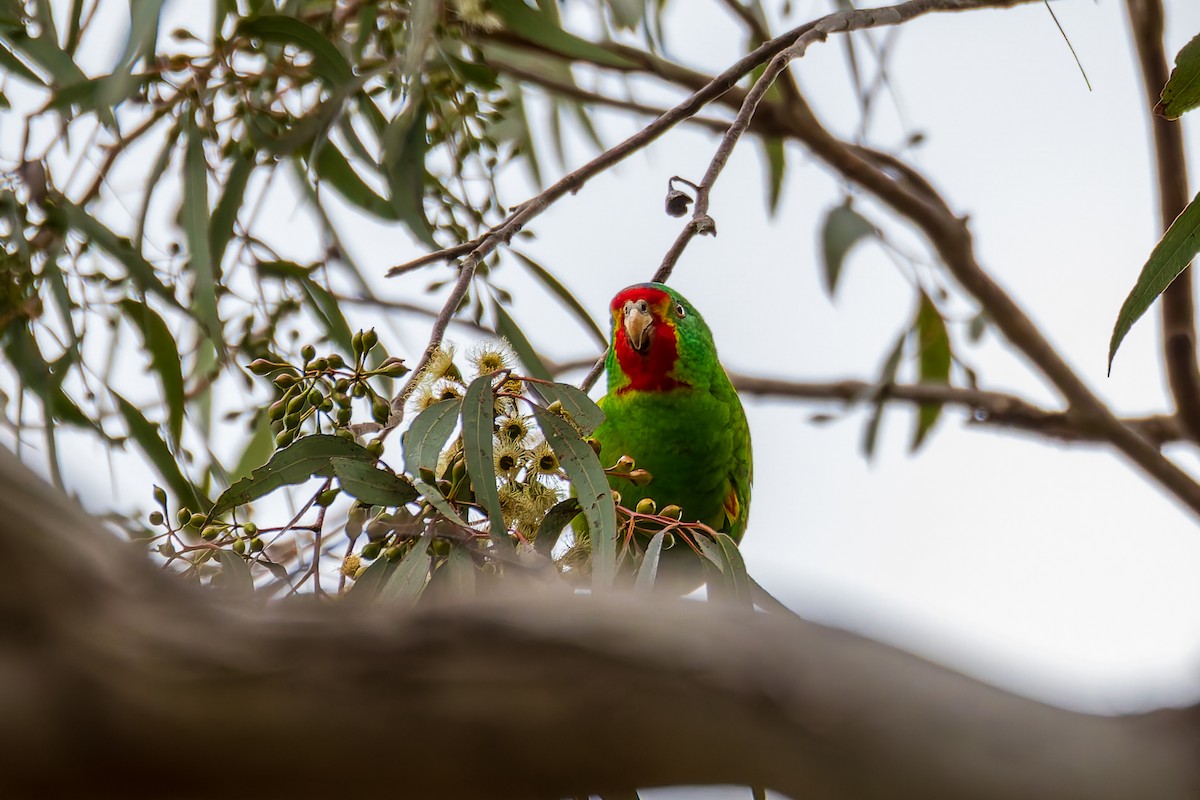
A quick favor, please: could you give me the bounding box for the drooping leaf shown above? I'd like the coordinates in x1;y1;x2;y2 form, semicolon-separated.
462;374;511;547
209;434;372;518
378;532;432;604
1157;32;1200;119
534;407;616;589
605;0;645;30
381;96;437;247
492;297;553;381
695;531;752;607
820;201;876;298
113;392;210;511
214;549;254;597
1109;189;1200;372
634;530;666;592
183;117;223;352
209;146;254;271
436;542;477;597
118;299;185;444
51;199;179;307
534;497;580;556
330;458;419;506
912;292;951;452
491;0;637;69
761;136;786;216
2;324;92;431
238;15;355;84
230;415;275;484
861;332;905;459
533;381;605;435
402;397;469;526
345;556;395;602
513;251;607;347
310;143;397;220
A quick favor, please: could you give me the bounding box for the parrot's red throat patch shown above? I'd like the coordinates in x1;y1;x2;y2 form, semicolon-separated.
611;287;685;394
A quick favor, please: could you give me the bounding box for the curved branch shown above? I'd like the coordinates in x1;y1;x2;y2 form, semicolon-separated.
0;446;1197;799
1123;0;1200;444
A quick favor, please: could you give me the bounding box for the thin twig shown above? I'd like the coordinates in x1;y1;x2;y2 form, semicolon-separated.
655;0;1018;281
390;1;1039;280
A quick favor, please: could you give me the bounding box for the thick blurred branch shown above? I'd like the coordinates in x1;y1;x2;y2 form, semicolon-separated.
0;446;1197;799
1124;0;1200;444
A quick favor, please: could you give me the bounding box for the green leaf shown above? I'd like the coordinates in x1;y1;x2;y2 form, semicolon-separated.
345;556;395;602
534;407;616;589
820;201;875;298
209;146;254;270
214;549;254;597
695;532;752;607
634;530;666;592
118;299;185;444
381;96;437;247
861;332;905;459
230;414;275;484
310;143;397;220
238;15;354;84
491;0;637;68
1109;189;1200;372
135;117;182;247
761;136;786;216
113;392;210;511
0;41;41;84
492;297;553;381
378;532;432;604
3;323;92;430
402;397;469;526
331;458;419;506
534;497;580;556
50;199;179;307
254;259;355;352
1158;32;1200;119
462;374;511;547
605;0;645;30
912;293;951;452
533;381;605;436
209;434;373;518
437;543;476;597
513;251;607;347
183;117;222;351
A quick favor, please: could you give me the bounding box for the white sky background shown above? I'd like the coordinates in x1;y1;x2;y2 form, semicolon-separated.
5;0;1200;715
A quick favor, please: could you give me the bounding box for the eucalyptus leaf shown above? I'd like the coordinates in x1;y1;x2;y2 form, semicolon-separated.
1157;32;1200;119
209;434;372;518
535;407;616;589
1109;189;1200;373
462;374;511;546
820;201;876;298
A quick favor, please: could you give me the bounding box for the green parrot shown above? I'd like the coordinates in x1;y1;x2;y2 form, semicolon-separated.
593;282;752;555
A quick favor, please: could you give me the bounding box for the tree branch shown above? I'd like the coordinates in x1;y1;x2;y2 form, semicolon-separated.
1123;0;1200;444
391;0;1042;280
1;446;1197;799
730;372;1183;446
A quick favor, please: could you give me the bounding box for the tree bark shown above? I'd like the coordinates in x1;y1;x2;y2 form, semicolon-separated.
0;446;1196;799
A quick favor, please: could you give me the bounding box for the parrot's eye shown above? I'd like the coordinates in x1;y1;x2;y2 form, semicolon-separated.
637;300;649;314
675;303;686;318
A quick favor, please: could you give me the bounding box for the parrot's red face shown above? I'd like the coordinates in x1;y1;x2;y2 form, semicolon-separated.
610;285;684;393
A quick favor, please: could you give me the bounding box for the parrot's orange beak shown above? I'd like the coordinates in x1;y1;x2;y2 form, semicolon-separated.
624;304;654;353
